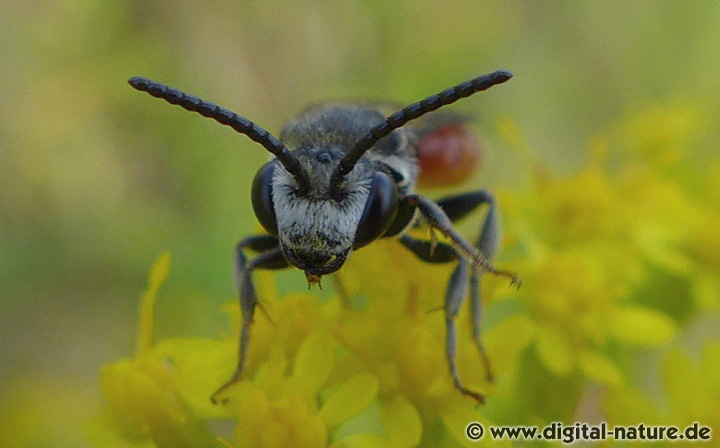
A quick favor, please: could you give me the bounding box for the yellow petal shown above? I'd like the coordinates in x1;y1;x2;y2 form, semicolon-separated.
99;357;216;446
148;251;171;289
535;325;574;376
607;306;678;347
638;239;694;274
485;315;536;374
100;358;184;429
292;333;336;394
331;434;390;448
578;350;624;386
663;349;702;417
441;406;510;448
137;251;171;356
235;387;273;443
319;373;379;428
153;338;234;417
691;273;720;310
380;395;422;448
605;388;664;425
258;420;290;448
701;342;720;397
296;415;327;448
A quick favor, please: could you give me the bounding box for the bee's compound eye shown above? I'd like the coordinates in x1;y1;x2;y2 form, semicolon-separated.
251;162;278;235
353;173;399;249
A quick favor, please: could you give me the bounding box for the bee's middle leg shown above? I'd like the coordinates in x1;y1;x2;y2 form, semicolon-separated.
439;190;499;383
400;190;500;401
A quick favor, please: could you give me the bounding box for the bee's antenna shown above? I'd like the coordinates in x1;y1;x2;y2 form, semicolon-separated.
128;77;309;191
330;70;512;191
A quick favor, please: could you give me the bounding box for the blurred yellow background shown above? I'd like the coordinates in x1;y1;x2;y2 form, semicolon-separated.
1;1;719;446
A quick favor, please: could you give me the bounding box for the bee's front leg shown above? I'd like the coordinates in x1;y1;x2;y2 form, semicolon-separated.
211;235;289;404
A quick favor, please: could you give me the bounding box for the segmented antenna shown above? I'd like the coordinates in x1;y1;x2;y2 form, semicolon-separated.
330;70;513;191
128;77;309;190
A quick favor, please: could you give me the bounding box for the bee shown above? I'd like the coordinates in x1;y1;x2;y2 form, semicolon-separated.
129;71;520;404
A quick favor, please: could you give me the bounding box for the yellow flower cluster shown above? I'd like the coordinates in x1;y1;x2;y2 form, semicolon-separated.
96;103;718;446
495;104;719;425
96;244;514;447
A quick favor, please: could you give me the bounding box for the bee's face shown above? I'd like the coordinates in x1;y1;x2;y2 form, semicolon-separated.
267;149;399;280
268;158;370;277
273;197;363;278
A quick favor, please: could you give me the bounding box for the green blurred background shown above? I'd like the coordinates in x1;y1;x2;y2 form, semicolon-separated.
1;0;719;446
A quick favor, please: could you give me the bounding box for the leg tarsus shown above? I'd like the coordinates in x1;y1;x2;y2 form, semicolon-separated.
444;261;486;403
470;270;495;383
446;315;486;404
211;314;253;404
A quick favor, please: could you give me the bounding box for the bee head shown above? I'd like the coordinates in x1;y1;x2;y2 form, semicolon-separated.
251;151;398;279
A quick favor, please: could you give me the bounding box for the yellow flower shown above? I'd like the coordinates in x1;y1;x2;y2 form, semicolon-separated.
95;253;218;447
497;136;684;388
97;253;390;447
679;165;720;311
332;241;517;447
606;340;720;433
617;104;707;170
217;291;377;448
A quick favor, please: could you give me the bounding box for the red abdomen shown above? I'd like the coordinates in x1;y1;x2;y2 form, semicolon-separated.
417;123;483;187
